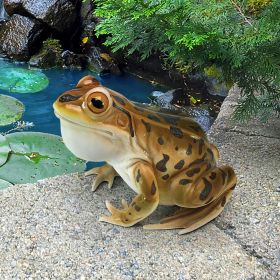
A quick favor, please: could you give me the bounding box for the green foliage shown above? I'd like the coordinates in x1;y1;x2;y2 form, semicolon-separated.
95;0;280;121
42;38;63;53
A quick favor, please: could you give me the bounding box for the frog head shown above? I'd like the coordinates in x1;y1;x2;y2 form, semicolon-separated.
53;76;135;161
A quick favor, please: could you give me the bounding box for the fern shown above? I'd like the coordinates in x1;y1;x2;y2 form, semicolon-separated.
94;0;280;121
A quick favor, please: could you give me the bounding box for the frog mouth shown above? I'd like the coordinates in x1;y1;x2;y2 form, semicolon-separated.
54;111;113;136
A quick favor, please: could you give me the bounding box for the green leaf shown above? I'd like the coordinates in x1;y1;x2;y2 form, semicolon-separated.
0;132;86;185
0;68;49;93
0;134;11;167
0;94;25;126
0;178;12;190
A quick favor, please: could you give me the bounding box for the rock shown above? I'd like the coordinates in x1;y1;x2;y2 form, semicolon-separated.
203;66;231;97
61;50;87;69
4;0;76;33
0;14;44;60
0;0;8;22
205;76;230;97
149;88;214;131
29;38;63;68
29;49;62;68
87;46;121;75
150;89;180;109
80;0;96;28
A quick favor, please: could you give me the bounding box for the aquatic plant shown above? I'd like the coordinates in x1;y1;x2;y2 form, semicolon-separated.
0;67;49;93
0;132;86;189
4;121;35;134
0;134;10;167
0;94;25;126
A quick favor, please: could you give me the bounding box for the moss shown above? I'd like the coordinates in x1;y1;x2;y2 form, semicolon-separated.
204;65;222;79
41;38;63;54
247;0;272;13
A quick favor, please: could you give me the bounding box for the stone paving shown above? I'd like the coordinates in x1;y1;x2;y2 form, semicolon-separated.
0;86;279;279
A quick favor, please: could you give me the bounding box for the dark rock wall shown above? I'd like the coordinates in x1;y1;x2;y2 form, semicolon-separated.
0;14;44;60
1;0;78;60
4;0;77;32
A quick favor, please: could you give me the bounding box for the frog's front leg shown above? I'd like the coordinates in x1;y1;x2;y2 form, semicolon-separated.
99;162;159;227
85;163;119;191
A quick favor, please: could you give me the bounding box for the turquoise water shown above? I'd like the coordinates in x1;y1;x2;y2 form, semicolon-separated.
0;59;165;136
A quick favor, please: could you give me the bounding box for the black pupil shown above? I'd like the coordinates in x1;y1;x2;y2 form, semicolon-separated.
91;98;104;109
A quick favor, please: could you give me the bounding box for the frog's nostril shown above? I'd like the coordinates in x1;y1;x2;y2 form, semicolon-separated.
59;94;81;103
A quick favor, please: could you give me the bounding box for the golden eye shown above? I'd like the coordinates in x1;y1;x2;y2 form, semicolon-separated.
87;92;109;114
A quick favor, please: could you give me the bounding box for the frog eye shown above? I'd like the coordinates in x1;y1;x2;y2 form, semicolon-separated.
86;92;109;114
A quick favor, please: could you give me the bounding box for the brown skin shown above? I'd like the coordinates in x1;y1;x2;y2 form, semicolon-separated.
53;76;237;234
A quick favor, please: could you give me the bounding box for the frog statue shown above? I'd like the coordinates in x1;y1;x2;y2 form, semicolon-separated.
53;76;237;234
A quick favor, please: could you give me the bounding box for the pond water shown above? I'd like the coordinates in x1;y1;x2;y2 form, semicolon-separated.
0;59;165;136
0;59;216;170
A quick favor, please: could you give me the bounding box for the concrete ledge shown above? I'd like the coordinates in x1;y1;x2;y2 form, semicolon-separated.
0;86;279;279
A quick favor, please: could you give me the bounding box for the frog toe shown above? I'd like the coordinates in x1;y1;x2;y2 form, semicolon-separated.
99;201;134;227
121;199;129;209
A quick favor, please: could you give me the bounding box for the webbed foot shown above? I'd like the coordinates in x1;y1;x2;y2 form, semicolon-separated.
85;164;119;191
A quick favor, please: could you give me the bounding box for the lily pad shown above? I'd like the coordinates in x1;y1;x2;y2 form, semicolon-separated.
0;94;25;126
0;132;86;185
0;179;12;190
0;134;11;167
0;67;49;93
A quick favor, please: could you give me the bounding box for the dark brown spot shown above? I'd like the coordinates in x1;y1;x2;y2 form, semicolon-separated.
170;126;183;138
158;137;164;145
175;146;179;151
179;179;192;185
141;119;151;133
147;114;161;122
186;144;192;155
221;196;226;207
125;219;129;222
209;172;217;180
198;139;205;155
134;205;141;212
112;95;126;105
129;212;132;215
188;157;205;168
59;94;81;103
190;125;201;132
193;139;197;144
220;168;227;185
174;160;185;170
231;184;236;190
162;174;170;180
162;115;178;126
186;167;201;177
151;182;157;195
200;178;213;200
136;169;141;183
205;163;212;172
156;154;170;172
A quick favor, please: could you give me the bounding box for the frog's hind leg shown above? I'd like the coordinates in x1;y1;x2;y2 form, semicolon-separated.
144;165;237;234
